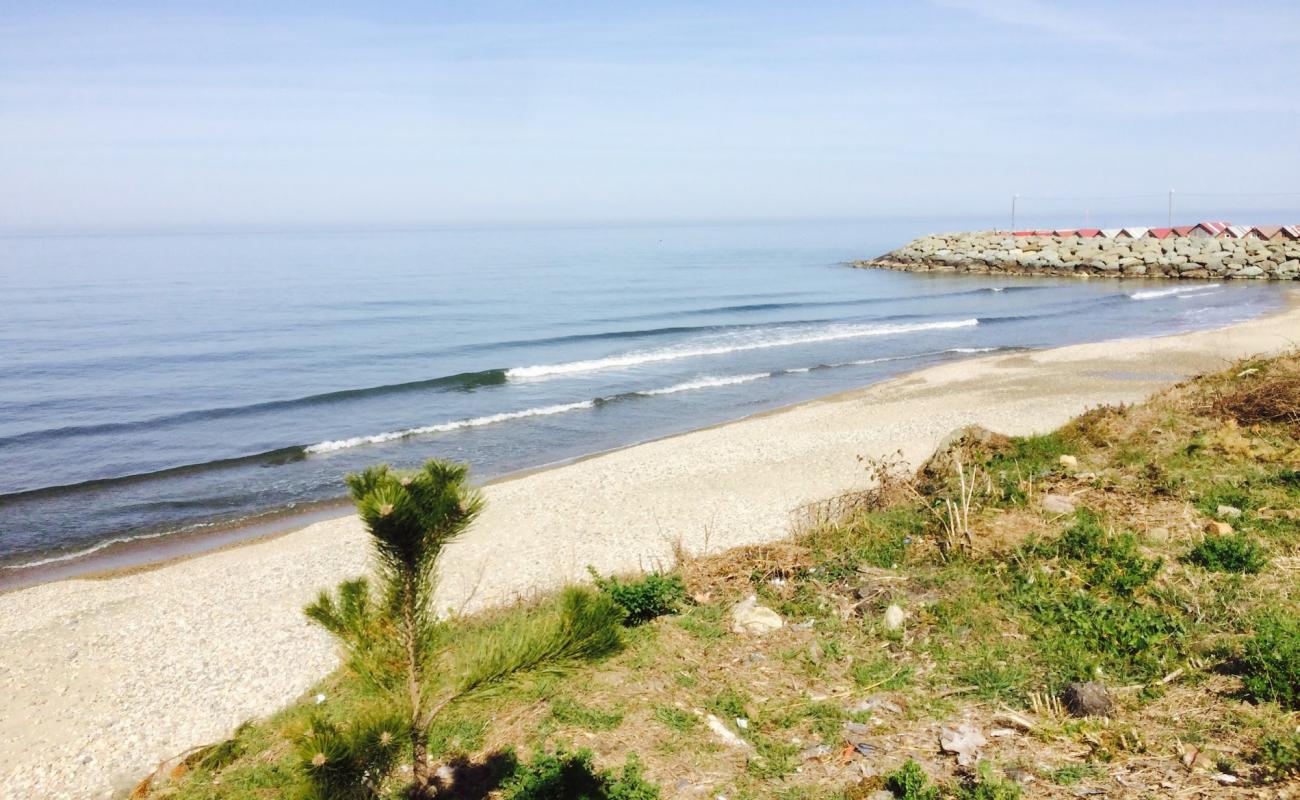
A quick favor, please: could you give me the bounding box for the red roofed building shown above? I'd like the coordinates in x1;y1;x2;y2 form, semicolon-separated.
1190;221;1230;237
1172;226;1195;237
1076;228;1101;238
1147;228;1174;239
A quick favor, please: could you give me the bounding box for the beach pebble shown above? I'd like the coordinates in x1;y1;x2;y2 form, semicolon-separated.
706;714;751;749
1041;494;1076;514
730;595;783;635
883;604;905;631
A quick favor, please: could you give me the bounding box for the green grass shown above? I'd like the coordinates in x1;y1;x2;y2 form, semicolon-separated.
652;705;698;733
549;697;625;731
1046;762;1105;786
850;655;913;691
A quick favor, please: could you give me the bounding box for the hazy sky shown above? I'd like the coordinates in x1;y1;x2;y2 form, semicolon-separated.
3;1;1299;232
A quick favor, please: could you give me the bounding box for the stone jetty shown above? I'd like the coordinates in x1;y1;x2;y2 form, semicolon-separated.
856;231;1300;280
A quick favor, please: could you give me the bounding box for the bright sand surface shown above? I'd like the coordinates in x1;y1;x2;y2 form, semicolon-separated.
2;293;1297;799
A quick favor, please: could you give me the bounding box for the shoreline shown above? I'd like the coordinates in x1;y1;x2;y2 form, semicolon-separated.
2;291;1298;799
0;300;1283;595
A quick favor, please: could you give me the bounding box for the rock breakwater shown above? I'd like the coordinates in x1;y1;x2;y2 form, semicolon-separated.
857;231;1300;280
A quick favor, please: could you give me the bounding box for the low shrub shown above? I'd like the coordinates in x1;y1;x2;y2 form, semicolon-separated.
1255;732;1300;781
589;568;686;625
1185;534;1269;574
501;749;659;800
1240;613;1300;710
884;759;940;800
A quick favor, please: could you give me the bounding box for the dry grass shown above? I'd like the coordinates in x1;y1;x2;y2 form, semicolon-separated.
1203;354;1300;427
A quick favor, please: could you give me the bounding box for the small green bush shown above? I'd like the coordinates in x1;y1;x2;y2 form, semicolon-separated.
501;749;659;800
589;568;686;625
884;759;940;800
1256;732;1300;780
1185;534;1269;574
1240;613;1300;709
1054;513;1162;595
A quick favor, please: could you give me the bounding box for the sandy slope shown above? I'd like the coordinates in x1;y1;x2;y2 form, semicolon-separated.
1;295;1297;799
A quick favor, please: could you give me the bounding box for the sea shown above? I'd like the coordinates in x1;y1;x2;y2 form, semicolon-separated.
0;219;1284;581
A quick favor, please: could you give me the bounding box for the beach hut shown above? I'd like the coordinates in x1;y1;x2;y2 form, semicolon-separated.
1053;229;1078;237
1146;228;1174;239
1252;225;1281;240
1172;226;1195;237
1190;221;1229;238
1122;227;1149;238
1281;226;1300;240
1098;228;1124;238
1223;225;1260;239
1076;228;1101;238
1012;230;1035;237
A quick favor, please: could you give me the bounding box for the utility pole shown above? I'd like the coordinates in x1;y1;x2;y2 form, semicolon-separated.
1011;194;1018;231
1168;189;1175;227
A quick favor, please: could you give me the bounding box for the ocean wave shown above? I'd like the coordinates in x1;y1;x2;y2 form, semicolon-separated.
1129;283;1221;300
0;528;181;570
0;368;510;448
633;373;771;396
305;400;596;454
506;318;979;379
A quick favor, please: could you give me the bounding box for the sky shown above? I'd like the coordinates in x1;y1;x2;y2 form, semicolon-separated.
2;1;1299;232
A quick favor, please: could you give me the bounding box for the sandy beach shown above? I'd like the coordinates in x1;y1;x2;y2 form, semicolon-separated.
1;295;1297;799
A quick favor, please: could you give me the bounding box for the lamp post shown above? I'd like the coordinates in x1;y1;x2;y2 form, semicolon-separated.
1168;189;1175;227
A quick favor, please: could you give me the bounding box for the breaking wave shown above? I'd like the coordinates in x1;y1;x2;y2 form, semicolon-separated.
1129;283;1220;300
505;318;979;379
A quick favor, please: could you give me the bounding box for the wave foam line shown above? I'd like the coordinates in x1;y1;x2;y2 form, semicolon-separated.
633;373;771;396
1129;283;1220;300
506;319;979;379
306;401;595;454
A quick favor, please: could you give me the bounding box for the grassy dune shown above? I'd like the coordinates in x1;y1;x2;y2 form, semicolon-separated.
137;353;1300;799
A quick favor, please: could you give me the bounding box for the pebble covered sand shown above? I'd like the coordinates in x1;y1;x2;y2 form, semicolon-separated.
1;295;1297;799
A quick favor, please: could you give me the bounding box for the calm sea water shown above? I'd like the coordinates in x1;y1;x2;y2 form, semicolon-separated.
0;220;1284;571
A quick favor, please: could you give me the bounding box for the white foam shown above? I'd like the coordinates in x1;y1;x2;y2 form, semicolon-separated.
950;347;998;353
1129;283;1220;300
635;373;770;396
506;319;979;379
305;400;595;454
